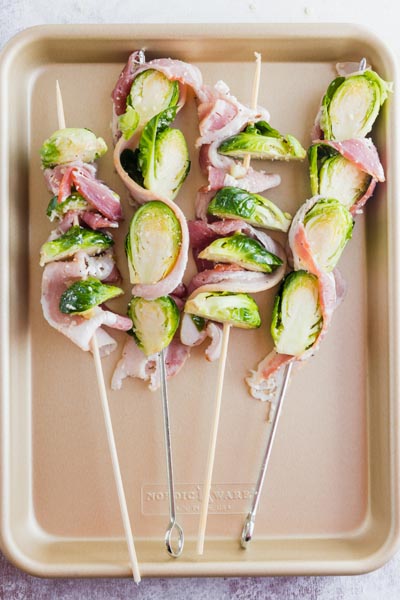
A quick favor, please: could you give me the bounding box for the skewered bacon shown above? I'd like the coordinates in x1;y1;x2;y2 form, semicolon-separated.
41;258;132;357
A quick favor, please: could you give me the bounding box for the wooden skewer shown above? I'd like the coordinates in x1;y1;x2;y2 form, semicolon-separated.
196;322;230;555
55;81;141;583
243;52;261;171
196;54;262;555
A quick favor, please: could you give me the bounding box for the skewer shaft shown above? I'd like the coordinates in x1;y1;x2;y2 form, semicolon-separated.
243;52;262;171
55;80;140;581
159;349;184;557
196;322;231;555
56;80;66;130
241;361;292;548
91;338;141;582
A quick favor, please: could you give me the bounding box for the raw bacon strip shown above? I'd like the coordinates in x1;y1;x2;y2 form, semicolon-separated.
312;139;384;216
111;335;190;391
197;80;270;147
187;267;285;296
41;259;132;357
80;211;119;230
71;170;123;222
180;314;223;362
47;161;123;223
43;161;97;195
316;138;385;182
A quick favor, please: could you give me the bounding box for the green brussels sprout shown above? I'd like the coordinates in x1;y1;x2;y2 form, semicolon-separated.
308;144;372;209
118;106;140;140
138;107;190;199
320;70;392;140
301;198;353;272
46;193;90;221
191;314;206;332
39;225;113;266
207;187;292;232
125;201;182;284
59;277;123;315
271;271;323;356
198;232;283;273
218;121;306;161
118;69;180;139
128;295;180;356
40;128;107;168
184;291;261;329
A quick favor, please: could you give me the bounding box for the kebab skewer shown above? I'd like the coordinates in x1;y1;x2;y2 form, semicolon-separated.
110;53;198;555
242;60;392;547
39;82;141;582
191;53;308;554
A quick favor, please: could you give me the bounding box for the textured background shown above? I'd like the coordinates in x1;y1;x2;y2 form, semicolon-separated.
1;0;400;598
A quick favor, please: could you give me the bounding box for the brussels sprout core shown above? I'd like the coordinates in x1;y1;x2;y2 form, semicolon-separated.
318;155;372;210
302;199;353;272
185;292;261;329
124;69;179;134
320;70;392;140
40;128;107;168
59;277;123;315
126;201;181;284
198;233;283;273
207;187;292;232
271;271;322;356
128;295;180;356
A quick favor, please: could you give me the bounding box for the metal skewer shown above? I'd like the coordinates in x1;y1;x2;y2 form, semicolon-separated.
241;361;293;549
158;348;184;557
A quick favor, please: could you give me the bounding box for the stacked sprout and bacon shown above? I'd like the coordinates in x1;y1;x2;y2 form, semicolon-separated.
39;127;133;355
247;63;392;401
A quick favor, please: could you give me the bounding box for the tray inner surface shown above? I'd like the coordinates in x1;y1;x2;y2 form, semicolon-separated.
2;26;398;576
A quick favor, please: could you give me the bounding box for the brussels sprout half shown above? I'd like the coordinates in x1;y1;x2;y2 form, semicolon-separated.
302;198;353;272
46;193;90;221
118;69;180;139
128;295;180;356
198;232;283;273
308;144;372;210
185;292;261;329
59;277;123;315
138;107;190;199
40;128;107;168
207;187;292;232
218;121;306;161
271;271;323;356
320;70;392;140
40;225;113;266
126;200;182;285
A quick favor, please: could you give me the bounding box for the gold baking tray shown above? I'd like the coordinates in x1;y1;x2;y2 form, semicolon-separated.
0;24;399;578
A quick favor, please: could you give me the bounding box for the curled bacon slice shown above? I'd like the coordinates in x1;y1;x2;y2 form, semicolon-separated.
41;258;132;357
111;335;190;392
114;132;189;300
312;138;384;215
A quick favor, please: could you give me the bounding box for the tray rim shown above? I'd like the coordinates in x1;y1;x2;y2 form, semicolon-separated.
1;22;400;578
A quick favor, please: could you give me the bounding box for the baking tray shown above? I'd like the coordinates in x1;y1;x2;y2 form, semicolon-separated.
0;23;399;578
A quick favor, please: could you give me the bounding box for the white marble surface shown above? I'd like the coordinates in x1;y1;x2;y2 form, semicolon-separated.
1;0;400;598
